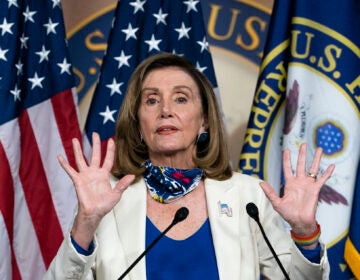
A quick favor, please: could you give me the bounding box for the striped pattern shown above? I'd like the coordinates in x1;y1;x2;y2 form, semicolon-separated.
0;1;81;278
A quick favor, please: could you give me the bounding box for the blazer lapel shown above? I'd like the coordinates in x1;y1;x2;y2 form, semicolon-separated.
113;179;147;280
205;177;242;280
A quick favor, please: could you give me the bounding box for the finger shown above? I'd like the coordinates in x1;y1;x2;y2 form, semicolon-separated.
72;138;88;171
282;148;294;180
317;164;335;186
295;143;307;177
113;174;136;193
308;147;322;176
259;181;281;207
90;132;101;167
58;155;78;179
102;138;115;171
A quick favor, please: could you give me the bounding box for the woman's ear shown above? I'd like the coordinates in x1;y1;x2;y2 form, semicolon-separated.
202;116;209;130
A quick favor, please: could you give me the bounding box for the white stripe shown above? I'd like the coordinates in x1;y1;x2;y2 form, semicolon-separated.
27;99;77;236
83;132;92;162
0;213;12;280
71;87;81;125
0;119;46;279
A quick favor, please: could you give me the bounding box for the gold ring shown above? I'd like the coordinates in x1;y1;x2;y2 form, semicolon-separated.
308;172;317;180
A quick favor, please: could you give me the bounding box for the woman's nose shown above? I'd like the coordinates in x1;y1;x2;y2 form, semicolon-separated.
160;100;173;118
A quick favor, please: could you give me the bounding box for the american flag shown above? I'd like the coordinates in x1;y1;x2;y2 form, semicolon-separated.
0;0;81;279
84;0;222;156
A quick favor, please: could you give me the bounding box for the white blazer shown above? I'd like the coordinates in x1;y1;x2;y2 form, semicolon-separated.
44;172;330;280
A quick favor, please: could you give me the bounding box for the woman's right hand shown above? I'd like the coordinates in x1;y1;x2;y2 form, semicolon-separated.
58;132;135;249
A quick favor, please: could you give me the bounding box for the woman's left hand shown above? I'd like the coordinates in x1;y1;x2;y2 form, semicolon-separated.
260;143;335;236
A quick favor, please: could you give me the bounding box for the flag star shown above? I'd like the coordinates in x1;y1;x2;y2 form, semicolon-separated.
0;48;9;61
183;0;199;13
153;8;168;25
114;50;132;68
129;0;146;14
57;58;71;74
7;0;18;8
44;18;58;34
197;36;209;52
121;23;138;41
15;59;23;75
28;72;45;89
145;34;162;52
10;84;21;101
35;45;50;63
196;62;207;73
20;33;29;48
51;0;61;8
0;18;14;36
106;78;123;96
175;22;191;40
99;106;117;124
23;6;37;22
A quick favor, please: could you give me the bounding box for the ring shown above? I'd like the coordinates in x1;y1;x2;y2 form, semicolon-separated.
307;172;317;180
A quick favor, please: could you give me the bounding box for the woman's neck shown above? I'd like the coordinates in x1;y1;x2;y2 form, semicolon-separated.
149;154;196;169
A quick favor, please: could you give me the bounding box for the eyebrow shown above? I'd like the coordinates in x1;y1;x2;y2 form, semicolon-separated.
141;85;193;93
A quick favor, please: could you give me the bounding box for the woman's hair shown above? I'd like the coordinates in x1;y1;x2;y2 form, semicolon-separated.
112;52;232;181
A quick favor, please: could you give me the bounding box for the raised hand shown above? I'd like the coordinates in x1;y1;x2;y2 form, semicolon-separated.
58;132;135;248
259;143;335;238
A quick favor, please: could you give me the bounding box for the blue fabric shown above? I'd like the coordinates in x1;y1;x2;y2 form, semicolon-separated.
146;217;220;280
71;235;94;256
143;160;203;203
296;242;321;264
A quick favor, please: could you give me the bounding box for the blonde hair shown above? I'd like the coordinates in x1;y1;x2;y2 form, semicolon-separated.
112;52;232;181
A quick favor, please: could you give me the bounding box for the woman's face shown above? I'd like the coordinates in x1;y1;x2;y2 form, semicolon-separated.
138;67;205;165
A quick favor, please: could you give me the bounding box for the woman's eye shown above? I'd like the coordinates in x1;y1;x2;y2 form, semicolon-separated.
145;97;159;105
176;96;187;103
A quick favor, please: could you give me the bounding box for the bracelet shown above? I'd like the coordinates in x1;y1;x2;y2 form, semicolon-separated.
291;223;321;246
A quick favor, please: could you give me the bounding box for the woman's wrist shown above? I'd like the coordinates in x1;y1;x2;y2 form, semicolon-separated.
291;222;321;248
70;214;100;250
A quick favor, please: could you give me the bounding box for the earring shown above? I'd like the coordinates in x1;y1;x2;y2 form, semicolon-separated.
197;131;209;143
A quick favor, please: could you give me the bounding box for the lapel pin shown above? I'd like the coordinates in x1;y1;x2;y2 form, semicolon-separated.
218;201;233;217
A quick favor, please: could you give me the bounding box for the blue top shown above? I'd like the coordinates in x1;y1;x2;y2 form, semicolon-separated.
70;219;321;274
145;217;220;280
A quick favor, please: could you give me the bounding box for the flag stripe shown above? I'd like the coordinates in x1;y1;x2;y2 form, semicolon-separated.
0;142;21;280
0;215;14;280
344;238;360;279
1;120;46;279
28;94;77;236
51;88;82;168
18;111;63;267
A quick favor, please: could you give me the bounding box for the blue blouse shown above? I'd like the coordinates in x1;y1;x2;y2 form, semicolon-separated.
70;219;321;276
145;217;220;280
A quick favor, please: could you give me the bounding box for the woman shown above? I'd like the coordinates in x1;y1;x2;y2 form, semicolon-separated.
44;53;334;279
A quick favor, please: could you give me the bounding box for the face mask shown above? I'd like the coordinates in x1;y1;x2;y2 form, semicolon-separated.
143;160;203;203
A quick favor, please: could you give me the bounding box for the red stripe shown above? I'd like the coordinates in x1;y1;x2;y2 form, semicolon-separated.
0;142;21;280
101;138;110;166
18;111;63;268
51;89;82;169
